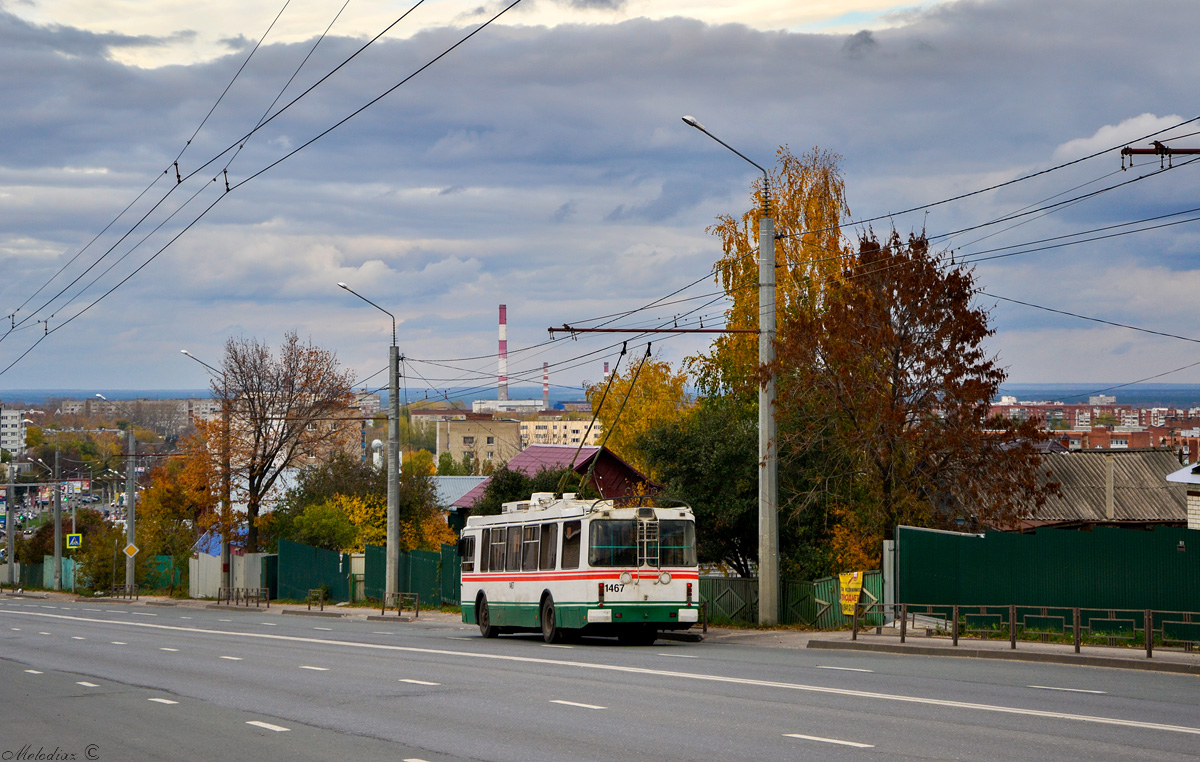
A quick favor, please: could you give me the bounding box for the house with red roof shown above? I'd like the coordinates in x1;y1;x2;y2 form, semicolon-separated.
451;444;658;511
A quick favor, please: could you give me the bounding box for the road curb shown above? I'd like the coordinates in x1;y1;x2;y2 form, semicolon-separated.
365;614;415;622
806;639;1200;675
145;600;178;607
281;609;345;618
204;604;268;612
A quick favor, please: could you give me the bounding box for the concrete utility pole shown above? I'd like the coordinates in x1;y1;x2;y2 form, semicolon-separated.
181;350;232;592
53;442;62;591
5;457;13;588
339;282;401;600
550;116;782;625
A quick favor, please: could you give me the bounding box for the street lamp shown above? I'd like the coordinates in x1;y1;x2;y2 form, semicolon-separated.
180;349;234;594
683;115;779;625
96;394;139;591
338;282;400;601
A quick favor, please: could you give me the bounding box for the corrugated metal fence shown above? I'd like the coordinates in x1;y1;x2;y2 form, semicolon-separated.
896;525;1200;611
361;543;461;607
277;539;350;602
701;571;882;628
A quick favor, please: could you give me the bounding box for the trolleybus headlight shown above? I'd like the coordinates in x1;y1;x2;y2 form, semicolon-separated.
658;571;672;585
620;571;633;585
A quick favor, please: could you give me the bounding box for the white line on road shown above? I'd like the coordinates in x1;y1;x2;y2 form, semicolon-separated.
160;647;179;652
218;619;231;622
658;653;698;658
550;699;606;710
313;627;332;631
298;666;329;671
24;670;42;674
448;637;473;641
542;644;573;649
261;622;277;626
246;721;290;732
180;616;192;620
38;632;50;635
41;606;57;609
148;698;178;705
71;636;85;640
82;608;102;612
13;609;1200;737
373;632;395;635
76;682;98;688
399;679;439;686
785;733;874;748
220;656;242;661
10;628;19;631
132;612;157;617
403;758;431;762
817;666;874;673
1029;685;1107;695
111;642;126;645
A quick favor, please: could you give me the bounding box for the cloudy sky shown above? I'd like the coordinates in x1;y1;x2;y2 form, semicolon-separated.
2;0;1199;402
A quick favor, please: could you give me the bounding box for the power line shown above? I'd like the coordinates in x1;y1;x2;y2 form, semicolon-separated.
982;291;1200;345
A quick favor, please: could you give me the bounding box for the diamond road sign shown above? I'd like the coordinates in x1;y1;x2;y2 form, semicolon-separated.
66;534;82;549
123;543;139;558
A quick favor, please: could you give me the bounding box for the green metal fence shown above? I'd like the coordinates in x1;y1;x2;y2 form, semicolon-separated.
20;562;42;588
701;571;882;628
362;544;460;607
896;525;1200;611
277;539;350;602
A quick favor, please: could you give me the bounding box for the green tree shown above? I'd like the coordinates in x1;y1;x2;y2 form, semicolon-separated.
471;466;592;516
292;501;358;551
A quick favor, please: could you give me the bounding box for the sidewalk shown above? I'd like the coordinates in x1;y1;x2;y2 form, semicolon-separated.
678;619;1200;675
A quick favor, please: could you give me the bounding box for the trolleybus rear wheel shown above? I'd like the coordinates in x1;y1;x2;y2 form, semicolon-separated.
541;596;562;644
478;596;500;638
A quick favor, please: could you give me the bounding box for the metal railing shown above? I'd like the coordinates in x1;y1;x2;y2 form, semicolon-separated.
109;584;139;600
381;591;419;617
307;588;326;611
216;586;270;607
850;602;1200;658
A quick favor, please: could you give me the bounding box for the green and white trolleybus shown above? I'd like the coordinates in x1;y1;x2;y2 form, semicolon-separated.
459;492;699;644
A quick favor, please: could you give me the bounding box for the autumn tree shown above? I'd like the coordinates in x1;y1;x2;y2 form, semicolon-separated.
771;231;1054;565
583;349;691;479
216;331;356;551
689;146;851;400
138;436;216;593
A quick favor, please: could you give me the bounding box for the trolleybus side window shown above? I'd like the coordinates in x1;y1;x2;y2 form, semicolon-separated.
459;536;476;573
561;520;581;569
659;520;697;566
478;529;489;572
521;525;540;571
539;523;558;571
506;525;522;571
589;520;638;567
489;527;507;572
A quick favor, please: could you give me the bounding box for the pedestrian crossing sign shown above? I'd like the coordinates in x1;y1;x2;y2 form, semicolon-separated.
67;533;82;549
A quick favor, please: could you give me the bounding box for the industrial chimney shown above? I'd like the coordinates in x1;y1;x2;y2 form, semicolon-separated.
543;362;549;411
498;304;509;402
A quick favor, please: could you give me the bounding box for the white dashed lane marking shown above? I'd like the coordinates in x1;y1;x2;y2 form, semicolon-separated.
785;733;874;748
220;656;243;661
313;627;332;631
1029;685;1107;695
111;641;126;645
71;636;85;640
550;700;605;710
399;679;439;686
816;666;873;673
76;682;99;688
24;670;42;674
148;698;178;705
298;666;329;671
160;648;179;652
246;721;289;732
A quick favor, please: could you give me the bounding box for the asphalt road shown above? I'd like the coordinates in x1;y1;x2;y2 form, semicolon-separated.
1;597;1198;762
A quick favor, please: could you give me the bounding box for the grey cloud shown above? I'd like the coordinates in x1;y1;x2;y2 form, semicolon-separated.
842;29;877;58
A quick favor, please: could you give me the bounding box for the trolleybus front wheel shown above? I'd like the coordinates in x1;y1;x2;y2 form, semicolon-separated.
477;595;500;638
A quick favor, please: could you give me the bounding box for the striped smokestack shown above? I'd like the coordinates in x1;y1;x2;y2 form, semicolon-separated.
603;361;610;382
498;304;509;401
543;362;549;410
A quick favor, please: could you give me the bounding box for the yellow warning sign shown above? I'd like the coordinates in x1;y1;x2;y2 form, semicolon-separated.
123;543;139;558
839;571;865;616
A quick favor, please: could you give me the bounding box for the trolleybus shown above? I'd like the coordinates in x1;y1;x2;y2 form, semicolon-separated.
459;492;699;644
